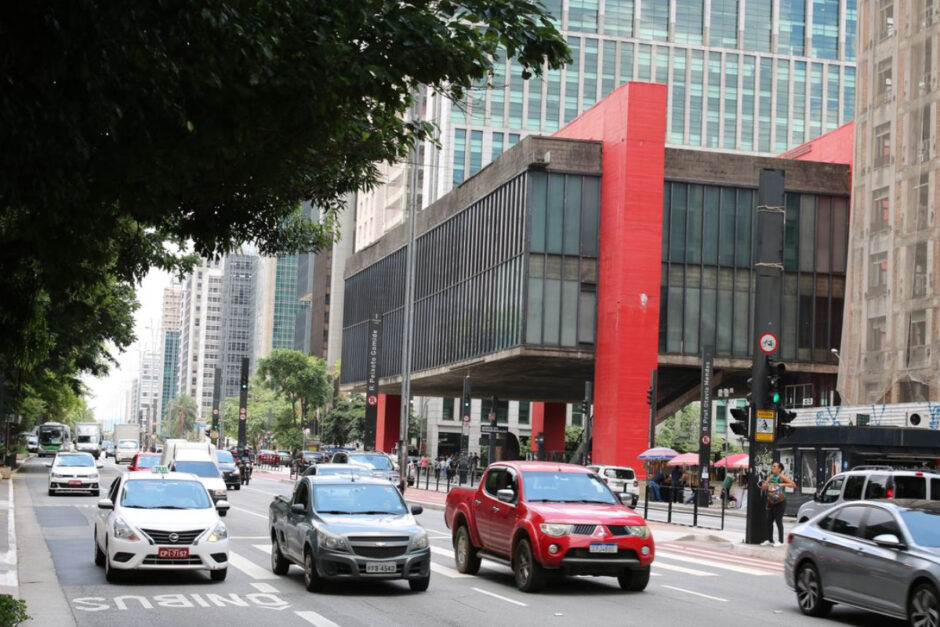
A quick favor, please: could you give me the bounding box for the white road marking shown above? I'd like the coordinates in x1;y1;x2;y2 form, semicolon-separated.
662;544;785;571
228;551;279;580
651;562;718;577
426;529;451;537
296;610;340;627
650;572;662;577
471;587;528;607
430;545;454;558
231;536;270;540
253;544;271;554
430;562;471;579
230;506;268;520
661;585;728;602
656;550;773;576
250;582;279;593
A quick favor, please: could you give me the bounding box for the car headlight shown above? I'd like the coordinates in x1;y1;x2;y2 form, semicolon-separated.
317;528;349;552
410;529;429;551
213;489;227;498
539;523;575;537
626;525;650;538
90;473;99;480
51;472;65;478
207;522;228;543
112;517;140;541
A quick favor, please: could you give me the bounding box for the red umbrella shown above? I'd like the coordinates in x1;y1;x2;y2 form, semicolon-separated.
714;453;748;468
666;452;700;466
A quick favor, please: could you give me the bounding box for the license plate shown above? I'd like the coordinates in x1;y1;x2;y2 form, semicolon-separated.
68;480;82;486
589;543;618;554
365;561;396;574
157;547;190;559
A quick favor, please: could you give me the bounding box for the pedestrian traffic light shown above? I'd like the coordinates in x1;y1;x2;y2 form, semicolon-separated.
777;407;797;439
645;386;654;407
729;405;750;437
766;357;786;406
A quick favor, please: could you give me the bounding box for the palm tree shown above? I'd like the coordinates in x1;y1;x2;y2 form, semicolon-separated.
166;395;198;439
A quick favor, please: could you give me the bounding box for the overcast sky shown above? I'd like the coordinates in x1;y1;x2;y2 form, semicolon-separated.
82;268;173;422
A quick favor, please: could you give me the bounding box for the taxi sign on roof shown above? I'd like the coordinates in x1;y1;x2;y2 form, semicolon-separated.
152;464;169;474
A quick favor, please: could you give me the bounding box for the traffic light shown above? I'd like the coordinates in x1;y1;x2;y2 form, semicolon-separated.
777;407;797;439
729;405;750;437
581;399;591;418
766;357;786;406
461;376;472;420
645;386;654;407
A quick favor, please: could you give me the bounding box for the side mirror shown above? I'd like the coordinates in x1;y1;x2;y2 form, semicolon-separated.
496;488;515;503
411;504;423;516
813;491;821;502
215;499;230;515
872;533;906;549
43;462;52;468
96;461;103;469
619;493;632;505
290;503;307;515
98;499;114;510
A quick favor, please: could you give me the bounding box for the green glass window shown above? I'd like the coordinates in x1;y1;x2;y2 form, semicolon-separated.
810;63;824;138
743;0;772;52
469;130;483;176
741;56;755;151
759;58;773;152
827;66;841;131
492;132;505;162
812;0;840;60
707;52;721;148
719;187;736;265
491;51;506;128
565;37;581;123
602;40;617;96
724;55;738;149
568;0;599;33
619;42;634;84
655;46;669;83
581;178;599;256
689;50;704;146
518;402;530;425
710;0;739;48
563;176;582;255
453;129;466;186
509;59;524;128
527;74;544;131
547;175;565;253
776;59;790;152
604;0;634;37
784;193;800;271
845;3;857;60
546;68;562;132
675;0;704;45
638;44;652;81
530;172;547;253
639;0;669;40
778;0;805;56
843;68;855;124
792;62;807;145
583;39;599;108
671;51;687;144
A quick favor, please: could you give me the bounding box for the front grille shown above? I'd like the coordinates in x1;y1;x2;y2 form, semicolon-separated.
351;545;407;559
142;556;203;565
140;529;205;545
572;524;598;535
565;547;638;560
348;536;409;543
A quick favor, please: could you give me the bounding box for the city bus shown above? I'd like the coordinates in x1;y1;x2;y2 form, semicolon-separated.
37;422;72;457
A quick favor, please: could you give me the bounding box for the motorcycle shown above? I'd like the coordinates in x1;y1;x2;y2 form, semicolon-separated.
236;452;253;486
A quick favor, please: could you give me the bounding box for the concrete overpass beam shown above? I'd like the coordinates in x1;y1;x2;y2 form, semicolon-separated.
531;402;566;457
376;393;401;453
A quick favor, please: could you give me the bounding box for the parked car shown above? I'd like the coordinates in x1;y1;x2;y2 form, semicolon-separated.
94;470;230;582
797;466;940;522
269;476;430;591
46;452;101;496
277;450;292;467
128;452;161;472
445;461;654;592
586;465;640;508
258;450;278;466
216;450;241;490
294;451;323;475
301;463;374;479
785;499;940;624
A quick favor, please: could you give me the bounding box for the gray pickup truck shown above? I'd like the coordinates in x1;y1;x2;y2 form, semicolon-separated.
269;475;431;592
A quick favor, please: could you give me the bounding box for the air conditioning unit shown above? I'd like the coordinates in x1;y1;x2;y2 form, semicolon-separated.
908;412;923;426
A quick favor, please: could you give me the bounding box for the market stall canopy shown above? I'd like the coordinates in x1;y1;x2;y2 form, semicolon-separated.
637;447;679;461
666;452;700;466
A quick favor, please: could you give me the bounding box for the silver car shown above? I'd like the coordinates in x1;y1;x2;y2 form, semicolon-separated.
785;499;940;625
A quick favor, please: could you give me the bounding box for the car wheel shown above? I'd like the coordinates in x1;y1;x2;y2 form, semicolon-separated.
48;488;54;497
409;574;430;592
513;538;546;593
210;568;227;582
271;538;290;575
454;525;481;575
303;549;324;592
104;542;119;583
93;528;105;567
617;566;650;591
909;582;939;627
795;561;832;617
235;484;241;491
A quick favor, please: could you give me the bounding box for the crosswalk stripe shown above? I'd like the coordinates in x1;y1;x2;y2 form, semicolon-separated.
662;584;728;602
296;610;340;627
253;544;270;554
251;582;279;593
660;544;784;571
655;550;774;576
651;562;718;577
228;551;279;580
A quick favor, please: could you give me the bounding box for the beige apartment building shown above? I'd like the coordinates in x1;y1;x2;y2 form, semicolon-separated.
840;0;939;404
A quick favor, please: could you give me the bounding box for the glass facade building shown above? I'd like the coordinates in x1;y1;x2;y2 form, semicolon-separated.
272;255;302;350
422;0;858;208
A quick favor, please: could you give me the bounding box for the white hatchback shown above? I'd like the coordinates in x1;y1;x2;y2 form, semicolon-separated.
46;452;101;496
114;439;139;464
94;471;230;582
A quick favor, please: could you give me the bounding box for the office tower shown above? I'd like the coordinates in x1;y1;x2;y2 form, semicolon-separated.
177;258;224;420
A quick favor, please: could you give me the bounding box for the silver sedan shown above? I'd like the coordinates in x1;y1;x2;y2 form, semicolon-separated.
785;499;940;626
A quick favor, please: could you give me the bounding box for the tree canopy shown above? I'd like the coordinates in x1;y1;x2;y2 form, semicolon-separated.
0;2;569;414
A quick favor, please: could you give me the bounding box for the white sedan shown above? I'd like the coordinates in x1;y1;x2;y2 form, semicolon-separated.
46;452;101;496
94;470;230;582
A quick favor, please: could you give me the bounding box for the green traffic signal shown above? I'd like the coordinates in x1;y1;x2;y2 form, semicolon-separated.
771;392;780;404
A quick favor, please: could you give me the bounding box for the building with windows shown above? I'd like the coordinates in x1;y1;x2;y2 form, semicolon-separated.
159;285;182;431
219;254;258;407
838;0;940;405
177;258;224;420
419;0;858;219
252;255;303;368
136;350;163;440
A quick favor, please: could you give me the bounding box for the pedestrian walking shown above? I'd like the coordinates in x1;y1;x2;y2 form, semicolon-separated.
762;461;796;545
670;466;683;502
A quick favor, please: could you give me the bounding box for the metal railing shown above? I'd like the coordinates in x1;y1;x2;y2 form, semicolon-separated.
642;484;727;530
410;465;484;493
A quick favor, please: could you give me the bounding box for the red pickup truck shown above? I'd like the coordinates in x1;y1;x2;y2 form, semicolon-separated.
444;461;654;592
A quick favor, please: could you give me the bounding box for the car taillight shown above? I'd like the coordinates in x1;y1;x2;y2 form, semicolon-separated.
886;487;894;498
787;533;794;544
634;480;639;488
603;478;608;484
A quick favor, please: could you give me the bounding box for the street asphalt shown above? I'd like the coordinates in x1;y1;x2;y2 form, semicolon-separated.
10;457;902;627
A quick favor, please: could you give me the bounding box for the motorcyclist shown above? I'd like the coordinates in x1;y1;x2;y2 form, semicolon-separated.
235;447;253;485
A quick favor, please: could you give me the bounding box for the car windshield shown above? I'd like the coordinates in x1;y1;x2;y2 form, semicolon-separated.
604;468;635;480
217;451;234;464
136;455;160;469
318;466;371;476
348;455;392;471
55;455;94;467
77;435;94;443
313;484;406;515
121;479;212;509
173;461;220;478
522;471;619;504
39;427;65;445
901;510;940;547
118;440;138;449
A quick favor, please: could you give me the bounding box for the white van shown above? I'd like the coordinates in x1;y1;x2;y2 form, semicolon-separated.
160;440;226;505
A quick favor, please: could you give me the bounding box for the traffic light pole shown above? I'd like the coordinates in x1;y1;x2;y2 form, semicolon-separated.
211;367;221;447
238;357;249;449
458;376;471;482
745;169;785;545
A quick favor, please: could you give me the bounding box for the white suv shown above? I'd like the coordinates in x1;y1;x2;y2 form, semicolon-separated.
797;466;940;522
587;465;640;508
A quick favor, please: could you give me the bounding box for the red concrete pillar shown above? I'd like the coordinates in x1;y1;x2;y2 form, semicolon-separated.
554;82;667;475
530;402;567;457
375;394;401;453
